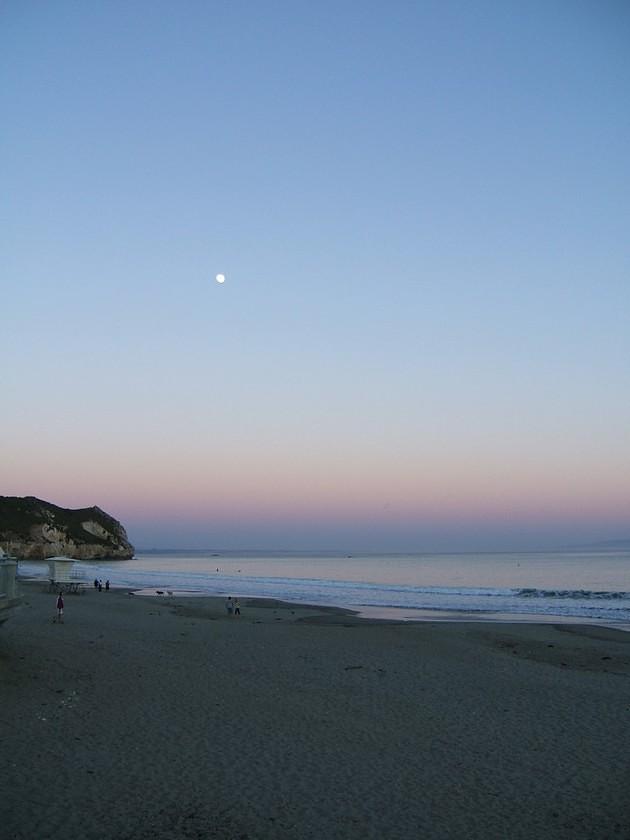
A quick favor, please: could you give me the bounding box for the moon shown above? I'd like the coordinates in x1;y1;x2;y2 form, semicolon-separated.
215;273;226;284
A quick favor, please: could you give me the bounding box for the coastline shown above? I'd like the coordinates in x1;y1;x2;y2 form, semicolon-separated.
121;586;630;632
16;546;630;629
354;605;630;631
1;581;629;839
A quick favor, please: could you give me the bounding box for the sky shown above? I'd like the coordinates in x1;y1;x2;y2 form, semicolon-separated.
2;1;629;551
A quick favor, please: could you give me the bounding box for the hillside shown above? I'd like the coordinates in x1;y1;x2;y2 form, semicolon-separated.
0;496;134;560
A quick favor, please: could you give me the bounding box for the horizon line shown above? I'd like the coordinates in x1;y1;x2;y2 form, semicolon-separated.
133;541;630;555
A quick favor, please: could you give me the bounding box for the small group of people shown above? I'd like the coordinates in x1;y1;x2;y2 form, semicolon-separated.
225;596;241;616
93;578;110;592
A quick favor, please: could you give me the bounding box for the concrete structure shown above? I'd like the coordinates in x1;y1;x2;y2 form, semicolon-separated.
47;556;78;585
47;556;87;594
0;549;21;625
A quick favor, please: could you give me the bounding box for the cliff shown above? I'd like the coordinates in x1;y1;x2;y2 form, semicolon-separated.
0;496;135;560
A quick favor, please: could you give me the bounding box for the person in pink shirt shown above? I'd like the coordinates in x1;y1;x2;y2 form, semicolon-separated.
56;592;64;624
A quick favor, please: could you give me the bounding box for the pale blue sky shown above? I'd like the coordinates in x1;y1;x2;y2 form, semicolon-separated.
2;2;629;549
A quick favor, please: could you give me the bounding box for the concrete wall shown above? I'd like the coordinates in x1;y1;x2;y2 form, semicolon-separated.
0;560;21;624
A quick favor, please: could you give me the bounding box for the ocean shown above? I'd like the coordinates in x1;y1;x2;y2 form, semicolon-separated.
17;549;630;629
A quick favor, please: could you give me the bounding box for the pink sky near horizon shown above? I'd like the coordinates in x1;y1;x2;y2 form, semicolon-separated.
4;438;629;549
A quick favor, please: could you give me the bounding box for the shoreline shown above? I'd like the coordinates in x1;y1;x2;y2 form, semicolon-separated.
17;548;630;631
104;584;630;633
22;575;630;632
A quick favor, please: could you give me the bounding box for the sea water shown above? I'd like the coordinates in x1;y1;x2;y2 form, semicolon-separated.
18;549;630;628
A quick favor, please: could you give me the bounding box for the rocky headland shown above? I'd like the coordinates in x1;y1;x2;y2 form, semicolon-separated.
0;496;134;560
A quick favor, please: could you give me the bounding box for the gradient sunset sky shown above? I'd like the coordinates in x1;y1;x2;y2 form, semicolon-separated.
2;2;629;551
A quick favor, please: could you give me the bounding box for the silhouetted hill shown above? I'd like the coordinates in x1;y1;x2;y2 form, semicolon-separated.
0;496;134;560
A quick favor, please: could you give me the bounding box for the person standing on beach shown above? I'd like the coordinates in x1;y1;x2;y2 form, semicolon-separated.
225;597;233;615
105;580;110;591
56;592;64;623
234;598;241;616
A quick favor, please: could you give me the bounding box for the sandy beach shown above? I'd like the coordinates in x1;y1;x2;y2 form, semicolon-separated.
1;583;629;840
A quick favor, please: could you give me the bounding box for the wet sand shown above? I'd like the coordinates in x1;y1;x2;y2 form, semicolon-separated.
1;582;629;839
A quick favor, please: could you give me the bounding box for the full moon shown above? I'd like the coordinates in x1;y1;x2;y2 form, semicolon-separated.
215;273;226;283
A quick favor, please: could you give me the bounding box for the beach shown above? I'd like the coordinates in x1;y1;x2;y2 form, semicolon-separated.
1;583;629;840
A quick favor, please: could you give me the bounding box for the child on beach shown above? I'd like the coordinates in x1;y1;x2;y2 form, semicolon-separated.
225;597;233;615
234;598;241;616
56;593;64;623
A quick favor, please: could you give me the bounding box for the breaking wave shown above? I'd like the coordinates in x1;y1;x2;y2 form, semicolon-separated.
516;588;629;600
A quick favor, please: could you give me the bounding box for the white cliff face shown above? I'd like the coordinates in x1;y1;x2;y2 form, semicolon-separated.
40;524;66;543
80;520;111;540
7;537;133;560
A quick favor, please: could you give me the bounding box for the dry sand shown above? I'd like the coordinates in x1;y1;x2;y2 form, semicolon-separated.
1;582;629;840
